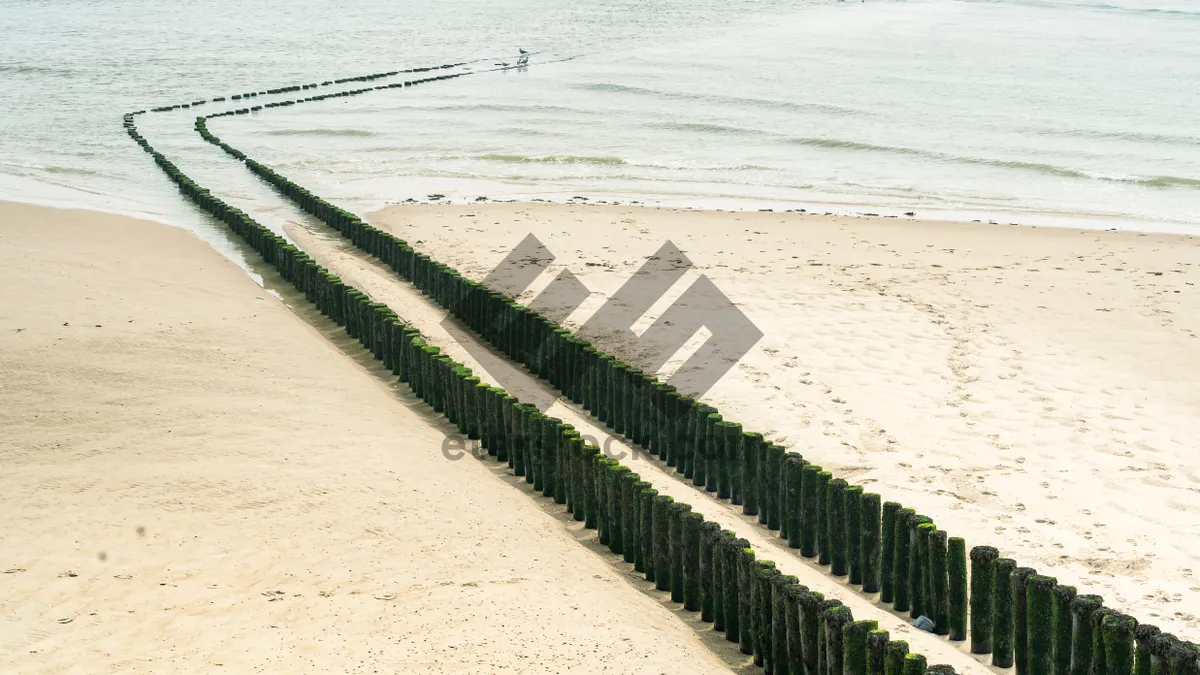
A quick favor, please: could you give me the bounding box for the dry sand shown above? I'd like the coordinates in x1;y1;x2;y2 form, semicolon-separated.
370;201;1200;638
0;201;736;674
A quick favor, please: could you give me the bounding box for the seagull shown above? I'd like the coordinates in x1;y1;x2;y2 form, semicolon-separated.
519;48;529;55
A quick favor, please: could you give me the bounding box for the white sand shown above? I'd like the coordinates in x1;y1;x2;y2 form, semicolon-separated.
369;201;1200;638
0;202;735;674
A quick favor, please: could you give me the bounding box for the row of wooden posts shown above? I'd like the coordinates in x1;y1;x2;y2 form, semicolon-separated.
129;107;948;675
200;110;1191;675
123;56;1198;675
145;63;469;114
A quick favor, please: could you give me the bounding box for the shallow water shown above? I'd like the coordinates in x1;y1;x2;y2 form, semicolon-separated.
2;0;1198;232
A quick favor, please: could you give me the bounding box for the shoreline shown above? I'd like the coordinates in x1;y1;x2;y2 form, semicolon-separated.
4;174;1198;245
353;181;1200;237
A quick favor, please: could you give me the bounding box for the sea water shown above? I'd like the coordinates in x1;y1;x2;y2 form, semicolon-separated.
1;0;1198;233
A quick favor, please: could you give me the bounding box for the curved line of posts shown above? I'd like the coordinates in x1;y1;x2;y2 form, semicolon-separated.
137;62;476;115
131;55;1198;675
204;111;1188;675
195;65;1195;675
124;65;923;675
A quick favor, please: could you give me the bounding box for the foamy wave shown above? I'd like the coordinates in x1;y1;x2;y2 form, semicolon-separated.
786;136;1200;188
477;153;628;166
263;128;378;137
1102;174;1200;189
0;161;103;178
579;83;867;117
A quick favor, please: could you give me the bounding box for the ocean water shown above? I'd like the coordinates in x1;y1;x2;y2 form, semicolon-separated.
2;0;1199;234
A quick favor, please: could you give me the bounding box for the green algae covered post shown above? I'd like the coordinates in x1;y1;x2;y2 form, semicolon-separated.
570;437;588;520
1147;629;1176;672
705;413;722;493
828;478;849;576
1091;608;1118;675
541;417;561;499
609;464;632;555
726;537;750;643
765;442;784;530
992;558;1018;667
754;562;780;667
640;487;658;580
582;445;602;528
742;431;763;517
724;422;743;503
786;585;808;674
861;493;883;594
881;501;901;603
798;591;827;675
1026;574;1058;675
1071;595;1106;675
907;514;932;619
784;453;804;547
903;653;928;675
700;521;721;622
1011;566;1038;675
915;522;936;619
653;494;674;592
817;471;834;565
892;508;916;613
1133;623;1159;675
631;480;652;573
1053;585;1079;675
950;533;969;638
714;420;734;499
683;512;704;611
621;473;642;564
724;535;748;642
801;464;822;558
868;629;890;675
969;545;999;654
669;502;692;603
713;530;733;632
591;456;609;540
885;640;909;675
1102;614;1137;675
844;620;879;675
927;530;950;636
772;574;799;675
846;486;865;585
824;605;855;675
1167;634;1194;675
691;403;711;487
738;544;757;654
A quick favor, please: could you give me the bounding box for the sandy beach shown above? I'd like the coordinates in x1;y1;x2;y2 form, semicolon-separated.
5;193;1197;673
369;201;1200;637
0;201;735;674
